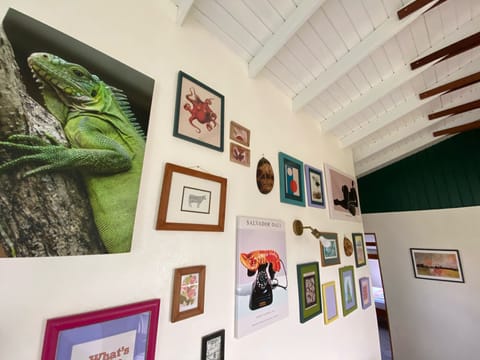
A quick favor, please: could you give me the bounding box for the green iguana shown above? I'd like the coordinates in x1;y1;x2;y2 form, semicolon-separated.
0;52;145;253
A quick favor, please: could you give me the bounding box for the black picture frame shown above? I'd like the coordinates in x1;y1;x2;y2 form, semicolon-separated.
410;248;464;283
201;329;225;360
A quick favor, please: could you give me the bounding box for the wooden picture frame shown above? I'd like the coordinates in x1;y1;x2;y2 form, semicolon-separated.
229;121;250;146
229;142;250;167
410;248;464;283
278;152;305;207
304;164;325;208
353;233;367;267
339;265;357;316
171;265;206;322
296;262;322;323
201;329;225;360
173;71;224;151
359;277;372;309
319;232;341;266
156;163;227;231
41;299;160;360
322;281;339;325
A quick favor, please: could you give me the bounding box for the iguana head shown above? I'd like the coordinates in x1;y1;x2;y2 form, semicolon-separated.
28;52;104;124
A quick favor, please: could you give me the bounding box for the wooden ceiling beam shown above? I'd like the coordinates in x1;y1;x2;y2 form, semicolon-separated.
419;71;480;99
428;99;480;120
433;120;480;136
397;0;447;20
410;32;480;70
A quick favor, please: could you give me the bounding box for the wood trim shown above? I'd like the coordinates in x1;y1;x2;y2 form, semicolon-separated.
410;32;480;70
368;253;379;260
419;71;480;99
433;120;480;136
428;99;480;120
397;0;444;20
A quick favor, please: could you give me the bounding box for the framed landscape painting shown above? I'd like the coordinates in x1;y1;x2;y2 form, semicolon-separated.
319;232;340;267
410;248;464;283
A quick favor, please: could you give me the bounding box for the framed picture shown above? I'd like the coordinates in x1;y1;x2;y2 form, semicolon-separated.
304;164;325;208
156;163;227;231
173;71;224;151
324;163;361;222
230;121;250;146
353;233;366;267
201;329;225;360
319;232;340;266
171;265;206;322
230;143;251;167
296;262;322;323
278;152;305;207
322;281;339;325
339;265;357;316
359;277;372;309
41;299;160;360
410;248;464;283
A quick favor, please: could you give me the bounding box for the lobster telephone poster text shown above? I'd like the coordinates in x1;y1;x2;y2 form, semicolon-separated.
235;216;288;338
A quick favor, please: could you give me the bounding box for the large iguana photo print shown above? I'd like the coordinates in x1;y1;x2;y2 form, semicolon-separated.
0;9;154;257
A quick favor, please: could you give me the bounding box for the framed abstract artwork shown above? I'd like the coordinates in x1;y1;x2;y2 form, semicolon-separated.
171;265;206;322
339;265;357;316
410;248;464;283
41;299;160;360
278;152;305;207
304;164;325;208
359;277;372;309
319;232;341;267
201;329;225;360
321;281;339;325
173;71;224;151
296;262;322;323
156;163;227;231
353;233;367;267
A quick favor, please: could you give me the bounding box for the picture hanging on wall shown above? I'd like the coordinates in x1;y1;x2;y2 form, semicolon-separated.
0;9;154;257
339;265;357;316
322;281;339;325
353;233;367;267
324;163;361;222
229;121;250;147
235;216;288;338
201;329;225;360
296;262;322;323
173;71;224;152
410;248;464;283
278;152;305;207
156;163;227;232
256;157;275;194
41;299;160;360
319;232;341;267
171;265;206;322
359;277;372;309
304;164;325;208
230;142;251;167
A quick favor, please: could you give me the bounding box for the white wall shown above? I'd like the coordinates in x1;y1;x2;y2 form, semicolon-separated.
0;1;381;359
363;206;480;360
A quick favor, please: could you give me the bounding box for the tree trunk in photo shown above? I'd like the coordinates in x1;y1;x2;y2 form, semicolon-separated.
0;27;105;256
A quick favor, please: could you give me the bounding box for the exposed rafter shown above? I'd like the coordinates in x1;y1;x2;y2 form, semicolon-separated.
291;1;438;112
248;0;326;78
428;99;480;120
419;71;480;99
410;32;480;70
397;0;447;20
320;17;480;133
175;0;195;26
433;120;480;136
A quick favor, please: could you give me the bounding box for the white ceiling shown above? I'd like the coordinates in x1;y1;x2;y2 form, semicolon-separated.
173;0;480;177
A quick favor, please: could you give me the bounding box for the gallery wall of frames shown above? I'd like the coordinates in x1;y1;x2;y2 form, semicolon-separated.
0;2;385;360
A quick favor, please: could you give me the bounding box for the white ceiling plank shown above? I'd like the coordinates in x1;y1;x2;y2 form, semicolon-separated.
322;0;360;49
248;0;327;78
320;14;480;133
292;1;436;112
176;0;194;26
363;0;388;28
342;0;374;39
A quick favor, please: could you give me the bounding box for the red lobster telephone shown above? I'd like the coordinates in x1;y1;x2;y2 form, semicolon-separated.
240;249;287;310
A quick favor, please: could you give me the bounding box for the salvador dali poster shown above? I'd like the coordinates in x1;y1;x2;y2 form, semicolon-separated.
235;216;288;338
0;9;154;256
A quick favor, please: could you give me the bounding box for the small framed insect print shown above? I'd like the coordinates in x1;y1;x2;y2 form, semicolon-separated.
173;71;224;151
230;143;250;167
229;121;250;147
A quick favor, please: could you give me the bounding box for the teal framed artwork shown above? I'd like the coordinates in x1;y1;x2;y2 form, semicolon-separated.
296;262;322;323
278;152;305;207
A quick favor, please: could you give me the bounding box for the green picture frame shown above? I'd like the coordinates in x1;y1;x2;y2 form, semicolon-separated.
353;233;366;267
296;262;322;323
278;152;305;207
339;265;357;316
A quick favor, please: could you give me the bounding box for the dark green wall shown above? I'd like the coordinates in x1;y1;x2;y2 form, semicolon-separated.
358;129;480;213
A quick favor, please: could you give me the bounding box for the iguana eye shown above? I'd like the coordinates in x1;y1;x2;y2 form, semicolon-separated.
73;69;84;77
91;90;97;97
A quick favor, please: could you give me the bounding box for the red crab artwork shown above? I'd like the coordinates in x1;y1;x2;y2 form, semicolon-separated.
183;87;218;133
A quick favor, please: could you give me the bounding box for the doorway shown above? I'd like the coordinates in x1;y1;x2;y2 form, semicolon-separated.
365;233;393;360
